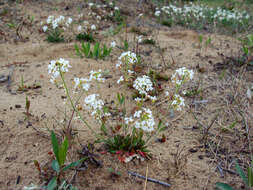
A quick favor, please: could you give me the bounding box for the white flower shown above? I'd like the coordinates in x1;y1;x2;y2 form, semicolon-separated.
125;117;134;124
96;15;101;20
133;75;154;98
134;110;142;118
77;25;82;32
82;83;90;91
111;41;116;48
165;91;169;97
84;94;104;116
171;94;185;111
117;76;124;84
155;10;161;17
89;70;105;82
42;25;48;32
128;70;134;74
47;15;54;24
88;2;94;7
66;17;72;26
149;95;157;102
171;67;194;85
57;15;65;23
117;51;138;68
134;97;142;102
52;20;58;29
48;58;71;84
137;35;142;43
74;77;90;91
74;77;81;89
91;24;96;30
131;108;155;132
114;6;119;11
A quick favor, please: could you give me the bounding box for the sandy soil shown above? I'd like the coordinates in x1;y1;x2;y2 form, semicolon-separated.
0;0;252;190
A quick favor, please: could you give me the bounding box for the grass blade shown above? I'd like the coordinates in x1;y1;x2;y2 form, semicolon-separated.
47;176;57;190
52;160;60;174
235;161;248;186
51;131;60;164
58;138;68;166
215;182;234;190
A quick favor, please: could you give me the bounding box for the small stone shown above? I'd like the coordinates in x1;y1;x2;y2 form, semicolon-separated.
15;104;21;108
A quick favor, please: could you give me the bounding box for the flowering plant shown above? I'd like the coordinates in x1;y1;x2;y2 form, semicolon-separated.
42;15;73;43
47;56;166;163
116;51;138;82
164;67;194;114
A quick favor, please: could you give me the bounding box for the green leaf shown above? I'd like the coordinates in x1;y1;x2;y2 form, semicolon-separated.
81;41;85;53
100;122;107;135
108;47;112;57
47;176;57;190
215;182;234;190
248;167;253;187
124;40;128;51
86;42;91;57
235;161;248;186
58;138;69;166
117;93;121;104
51;131;60;164
74;44;82;58
102;44;107;58
62;157;87;172
52;160;60;174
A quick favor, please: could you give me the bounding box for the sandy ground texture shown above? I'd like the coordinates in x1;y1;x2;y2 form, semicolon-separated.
0;0;253;190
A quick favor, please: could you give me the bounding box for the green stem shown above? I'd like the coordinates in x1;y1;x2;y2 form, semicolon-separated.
59;69;102;140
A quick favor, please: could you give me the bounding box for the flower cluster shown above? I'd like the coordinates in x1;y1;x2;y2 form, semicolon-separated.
171;67;194;86
73;77;90;91
164;67;194;112
73;70;105;92
125;108;155;132
133;75;157;101
154;10;161;17
48;58;71;84
116;51;138;68
159;3;250;23
171;94;185;111
117;76;124;84
89;70;105;82
84;94;104;116
43;15;73;32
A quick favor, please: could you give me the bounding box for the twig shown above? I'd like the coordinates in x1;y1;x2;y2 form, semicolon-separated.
69;170;78;185
128;171;171;187
193;100;208;104
30;125;50;139
1;61;28;68
143;164;148;190
239;110;252;160
201;111;220;142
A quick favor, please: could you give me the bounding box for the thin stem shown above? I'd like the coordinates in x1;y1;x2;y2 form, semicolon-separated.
59;69;102;139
